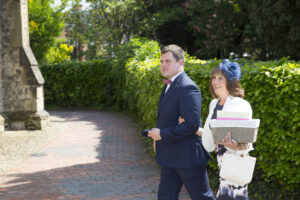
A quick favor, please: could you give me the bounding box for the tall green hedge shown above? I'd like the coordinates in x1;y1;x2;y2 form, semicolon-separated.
40;39;300;199
40;59;115;108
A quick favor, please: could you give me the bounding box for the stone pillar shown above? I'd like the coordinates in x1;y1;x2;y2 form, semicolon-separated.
0;0;49;130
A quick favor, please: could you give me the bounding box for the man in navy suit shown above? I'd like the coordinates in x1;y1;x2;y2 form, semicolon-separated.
148;45;215;200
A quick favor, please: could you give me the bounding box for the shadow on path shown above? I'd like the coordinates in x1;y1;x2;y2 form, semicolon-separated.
0;111;189;200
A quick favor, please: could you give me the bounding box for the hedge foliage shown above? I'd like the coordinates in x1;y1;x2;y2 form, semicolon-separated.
40;59;114;108
40;39;300;199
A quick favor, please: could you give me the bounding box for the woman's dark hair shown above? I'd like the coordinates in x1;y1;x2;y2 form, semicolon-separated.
209;66;244;98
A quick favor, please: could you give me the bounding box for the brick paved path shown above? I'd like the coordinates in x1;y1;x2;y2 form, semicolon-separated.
0;111;190;200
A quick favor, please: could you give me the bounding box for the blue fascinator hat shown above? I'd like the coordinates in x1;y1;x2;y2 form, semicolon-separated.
219;59;241;81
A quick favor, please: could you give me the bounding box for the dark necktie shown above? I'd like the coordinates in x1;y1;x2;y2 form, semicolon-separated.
162;79;172;85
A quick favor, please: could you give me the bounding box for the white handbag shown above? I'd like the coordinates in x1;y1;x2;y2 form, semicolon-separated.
220;152;256;185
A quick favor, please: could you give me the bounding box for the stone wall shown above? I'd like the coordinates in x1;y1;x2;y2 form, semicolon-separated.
0;0;48;130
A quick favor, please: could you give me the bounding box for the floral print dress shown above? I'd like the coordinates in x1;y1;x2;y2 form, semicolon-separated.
212;103;250;200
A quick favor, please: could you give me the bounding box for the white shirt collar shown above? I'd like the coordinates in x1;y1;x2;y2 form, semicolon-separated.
170;70;184;82
165;70;184;93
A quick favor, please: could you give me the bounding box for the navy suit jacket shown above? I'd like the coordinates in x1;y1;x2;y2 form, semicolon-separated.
156;72;210;168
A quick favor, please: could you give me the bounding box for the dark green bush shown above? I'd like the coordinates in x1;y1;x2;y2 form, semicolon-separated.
40;59;114;108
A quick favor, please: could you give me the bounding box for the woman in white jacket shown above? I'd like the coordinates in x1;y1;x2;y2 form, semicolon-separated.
180;59;253;200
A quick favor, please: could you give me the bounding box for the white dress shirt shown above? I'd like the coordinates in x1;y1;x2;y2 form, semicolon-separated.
165;70;184;93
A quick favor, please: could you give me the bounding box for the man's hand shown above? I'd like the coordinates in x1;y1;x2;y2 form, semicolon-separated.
148;128;162;141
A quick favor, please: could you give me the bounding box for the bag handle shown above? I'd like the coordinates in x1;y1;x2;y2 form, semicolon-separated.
239;143;250;157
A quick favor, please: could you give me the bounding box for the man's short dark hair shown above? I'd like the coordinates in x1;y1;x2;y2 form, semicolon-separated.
161;44;184;62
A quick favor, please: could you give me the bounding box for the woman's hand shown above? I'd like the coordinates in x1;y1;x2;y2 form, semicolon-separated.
178;116;202;136
196;127;203;136
178;116;185;124
218;132;250;151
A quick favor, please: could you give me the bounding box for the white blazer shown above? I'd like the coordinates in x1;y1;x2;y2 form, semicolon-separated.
202;96;254;154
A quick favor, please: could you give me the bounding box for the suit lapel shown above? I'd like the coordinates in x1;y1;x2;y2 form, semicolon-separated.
157;72;185;117
158;85;167;107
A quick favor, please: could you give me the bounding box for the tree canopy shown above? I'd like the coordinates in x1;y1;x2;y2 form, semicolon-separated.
28;0;68;63
30;0;300;62
84;0;146;56
183;0;299;60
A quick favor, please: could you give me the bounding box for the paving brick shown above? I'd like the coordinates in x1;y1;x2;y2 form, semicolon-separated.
0;111;190;200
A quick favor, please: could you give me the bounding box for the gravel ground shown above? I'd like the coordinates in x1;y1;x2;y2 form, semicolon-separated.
0;113;67;176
